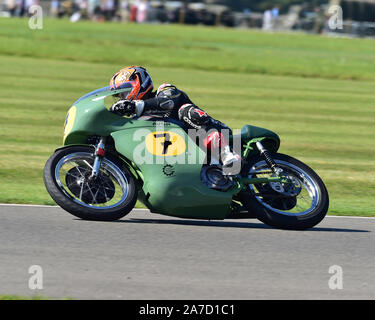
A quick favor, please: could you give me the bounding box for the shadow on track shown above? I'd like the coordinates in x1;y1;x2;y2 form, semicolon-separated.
108;218;370;232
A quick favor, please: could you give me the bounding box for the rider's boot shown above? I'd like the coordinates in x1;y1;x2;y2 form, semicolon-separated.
204;131;242;176
220;145;242;176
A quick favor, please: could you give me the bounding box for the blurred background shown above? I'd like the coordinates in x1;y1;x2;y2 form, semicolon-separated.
3;0;375;37
0;0;374;217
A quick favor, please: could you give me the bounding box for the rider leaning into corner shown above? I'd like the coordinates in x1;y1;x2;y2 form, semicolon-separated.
108;65;241;175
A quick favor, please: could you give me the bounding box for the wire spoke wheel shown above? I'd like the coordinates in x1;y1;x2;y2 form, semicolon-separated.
55;152;129;209
44;146;137;221
240;153;329;230
249;160;319;216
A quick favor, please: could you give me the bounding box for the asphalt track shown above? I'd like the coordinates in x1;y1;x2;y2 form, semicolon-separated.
0;204;374;300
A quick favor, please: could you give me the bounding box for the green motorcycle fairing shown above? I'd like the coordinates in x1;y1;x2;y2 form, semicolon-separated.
62;86;280;219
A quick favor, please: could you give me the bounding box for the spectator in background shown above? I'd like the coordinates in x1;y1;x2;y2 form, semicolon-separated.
262;8;272;31
129;0;137;22
271;6;279;19
242;8;252;28
62;0;73;17
87;0;98;19
50;0;59;17
120;0;129;22
5;0;12;15
271;5;280;29
78;0;88;18
7;0;16;16
313;6;325;34
25;0;38;15
15;0;25;16
136;0;148;23
103;0;115;20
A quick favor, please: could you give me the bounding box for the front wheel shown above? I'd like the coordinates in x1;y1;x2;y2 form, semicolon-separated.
239;153;329;230
44;146;137;221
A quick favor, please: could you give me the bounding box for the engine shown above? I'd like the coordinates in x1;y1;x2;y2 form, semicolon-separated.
200;165;234;191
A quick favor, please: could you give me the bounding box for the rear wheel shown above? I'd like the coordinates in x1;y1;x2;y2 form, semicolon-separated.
239;153;329;230
44;146;137;221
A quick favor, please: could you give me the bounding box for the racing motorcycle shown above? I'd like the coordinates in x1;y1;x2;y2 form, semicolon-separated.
44;85;329;230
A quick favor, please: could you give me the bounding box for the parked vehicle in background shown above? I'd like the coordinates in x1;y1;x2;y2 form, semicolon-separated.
3;0;375;38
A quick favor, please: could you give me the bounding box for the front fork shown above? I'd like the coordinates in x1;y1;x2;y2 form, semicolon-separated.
90;137;106;179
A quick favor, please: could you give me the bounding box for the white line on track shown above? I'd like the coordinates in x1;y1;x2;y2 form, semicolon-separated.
0;203;374;219
326;215;375;220
0;203;59;208
0;203;147;211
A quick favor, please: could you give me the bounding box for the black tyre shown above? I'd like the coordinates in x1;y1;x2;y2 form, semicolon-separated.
44;146;137;221
239;153;329;230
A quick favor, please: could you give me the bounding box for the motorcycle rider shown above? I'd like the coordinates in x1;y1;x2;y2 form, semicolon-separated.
109;66;241;175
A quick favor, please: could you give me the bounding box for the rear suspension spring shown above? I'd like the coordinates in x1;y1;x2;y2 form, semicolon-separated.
255;141;278;174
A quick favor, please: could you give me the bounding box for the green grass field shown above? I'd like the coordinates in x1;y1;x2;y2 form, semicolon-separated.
0;294;50;300
0;18;374;216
